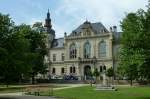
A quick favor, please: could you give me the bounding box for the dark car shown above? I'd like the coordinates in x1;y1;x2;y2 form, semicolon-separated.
64;75;78;80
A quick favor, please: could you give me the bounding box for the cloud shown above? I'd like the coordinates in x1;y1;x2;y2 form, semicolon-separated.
53;0;147;37
0;0;147;38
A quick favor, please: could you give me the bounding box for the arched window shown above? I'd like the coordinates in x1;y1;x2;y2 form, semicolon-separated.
99;41;107;57
70;43;77;59
84;41;91;58
103;65;106;71
100;66;103;72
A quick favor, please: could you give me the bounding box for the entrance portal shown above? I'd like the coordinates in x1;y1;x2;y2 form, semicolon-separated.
84;65;91;80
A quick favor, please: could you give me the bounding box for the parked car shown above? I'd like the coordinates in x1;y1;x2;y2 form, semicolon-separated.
64;75;78;80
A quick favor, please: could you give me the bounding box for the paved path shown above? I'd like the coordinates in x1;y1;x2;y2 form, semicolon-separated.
0;92;23;96
0;84;88;99
0;96;57;99
54;84;88;90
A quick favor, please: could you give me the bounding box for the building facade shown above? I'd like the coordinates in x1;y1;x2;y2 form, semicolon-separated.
44;11;120;80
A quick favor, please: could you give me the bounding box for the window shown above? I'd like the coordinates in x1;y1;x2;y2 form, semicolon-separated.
61;68;65;74
61;53;65;61
52;68;56;74
100;65;106;72
100;66;103;72
70;43;77;59
99;41;107;57
53;54;56;61
73;67;76;73
103;66;106;71
70;67;76;73
70;67;73;73
84;41;91;58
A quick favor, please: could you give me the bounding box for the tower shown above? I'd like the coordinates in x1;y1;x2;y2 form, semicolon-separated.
44;9;55;44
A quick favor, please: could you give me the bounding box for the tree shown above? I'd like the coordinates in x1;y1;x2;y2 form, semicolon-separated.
0;13;32;86
27;23;47;84
119;1;150;85
0;13;48;85
106;67;114;85
86;70;93;87
93;68;100;84
120;13;144;85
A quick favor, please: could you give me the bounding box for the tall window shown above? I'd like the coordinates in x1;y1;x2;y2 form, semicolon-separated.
70;67;73;73
70;43;77;59
70;66;76;73
73;67;76;73
100;66;103;72
84;41;91;58
61;53;65;61
53;54;56;61
61;67;65;74
52;68;56;74
99;41;107;57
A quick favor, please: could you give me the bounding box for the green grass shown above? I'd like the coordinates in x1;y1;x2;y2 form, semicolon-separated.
41;86;150;99
0;87;24;93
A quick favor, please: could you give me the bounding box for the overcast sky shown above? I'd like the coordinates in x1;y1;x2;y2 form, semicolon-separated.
0;0;148;38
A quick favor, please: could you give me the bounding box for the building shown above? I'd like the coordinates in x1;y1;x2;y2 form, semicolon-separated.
44;10;120;80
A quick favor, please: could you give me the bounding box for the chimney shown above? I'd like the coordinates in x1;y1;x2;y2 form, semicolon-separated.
64;32;67;37
113;26;117;32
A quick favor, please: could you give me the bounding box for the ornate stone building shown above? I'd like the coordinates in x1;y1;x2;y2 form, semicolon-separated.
44;10;120;80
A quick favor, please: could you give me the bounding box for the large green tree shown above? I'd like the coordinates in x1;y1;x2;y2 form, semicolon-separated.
119;1;150;84
0;14;31;86
0;13;48;85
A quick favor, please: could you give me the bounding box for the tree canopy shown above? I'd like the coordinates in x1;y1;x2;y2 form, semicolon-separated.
0;13;47;85
119;1;150;84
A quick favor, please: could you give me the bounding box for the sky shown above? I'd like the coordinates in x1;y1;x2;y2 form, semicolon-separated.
0;0;148;38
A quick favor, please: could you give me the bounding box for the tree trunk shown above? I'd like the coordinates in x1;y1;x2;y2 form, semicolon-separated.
90;79;92;87
32;74;35;84
130;79;133;86
112;77;114;85
6;83;8;88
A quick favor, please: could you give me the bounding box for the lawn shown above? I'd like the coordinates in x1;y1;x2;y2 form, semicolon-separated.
41;86;150;99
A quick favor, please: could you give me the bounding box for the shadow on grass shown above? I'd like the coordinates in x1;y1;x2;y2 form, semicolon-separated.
137;97;150;99
0;97;17;99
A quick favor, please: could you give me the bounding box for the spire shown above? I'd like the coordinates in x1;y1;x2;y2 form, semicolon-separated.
47;9;50;19
44;9;52;29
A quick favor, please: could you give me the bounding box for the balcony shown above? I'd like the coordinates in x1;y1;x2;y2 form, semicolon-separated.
78;57;97;64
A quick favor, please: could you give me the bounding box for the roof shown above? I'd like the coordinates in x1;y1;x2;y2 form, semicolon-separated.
51;38;64;48
70;21;109;36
